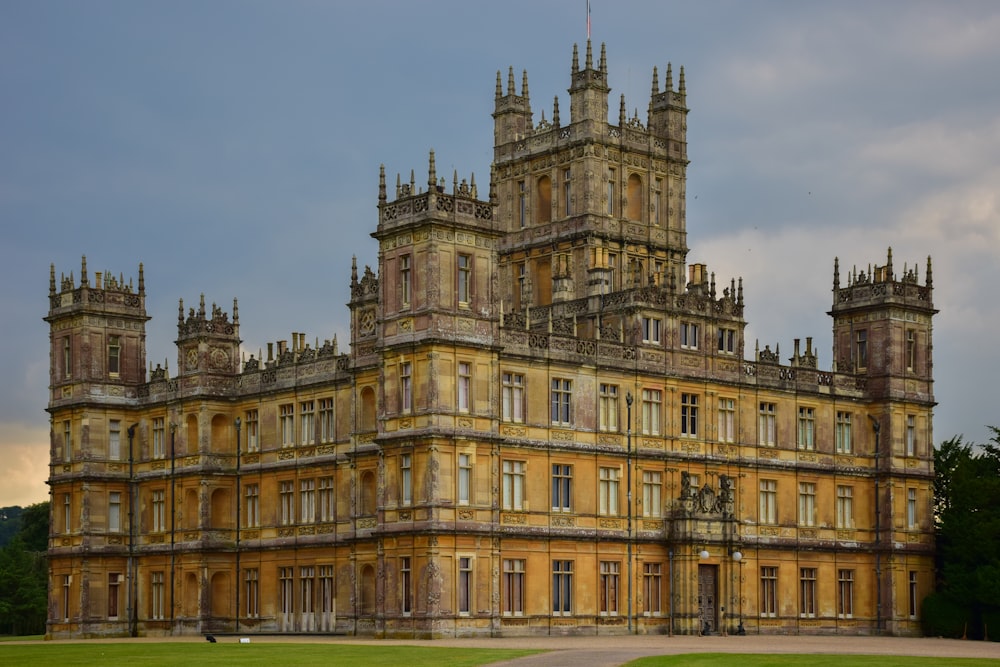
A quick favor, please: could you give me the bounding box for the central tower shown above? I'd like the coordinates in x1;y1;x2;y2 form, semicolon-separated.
493;41;689;310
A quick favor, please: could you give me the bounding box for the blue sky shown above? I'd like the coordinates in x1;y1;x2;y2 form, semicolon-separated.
2;1;998;506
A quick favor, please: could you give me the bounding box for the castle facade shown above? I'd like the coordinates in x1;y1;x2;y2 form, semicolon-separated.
46;42;935;638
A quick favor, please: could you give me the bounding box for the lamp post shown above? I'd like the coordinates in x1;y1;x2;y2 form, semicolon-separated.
234;416;241;634
126;423;139;638
869;415;882;636
732;549;745;635
625;391;633;634
169;422;176;631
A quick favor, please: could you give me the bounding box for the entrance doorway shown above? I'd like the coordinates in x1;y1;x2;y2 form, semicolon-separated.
697;564;718;634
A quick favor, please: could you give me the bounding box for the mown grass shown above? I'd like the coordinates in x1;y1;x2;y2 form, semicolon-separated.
625;654;1000;667
2;644;998;667
0;642;540;666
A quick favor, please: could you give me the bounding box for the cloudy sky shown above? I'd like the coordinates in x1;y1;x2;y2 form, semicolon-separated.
2;1;998;507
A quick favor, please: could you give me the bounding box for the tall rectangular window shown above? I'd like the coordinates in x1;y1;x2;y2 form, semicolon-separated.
400;254;412;306
599;467;620;516
599;383;619;432
718;397;735;443
759;402;776;446
280;481;295;525
643;563;662;615
835;411;852;453
759;479;777;525
680;393;698;437
300;566;315;616
552;560;573;615
108;335;121;376
838;569;854;618
800;568;817;617
760;567;777;617
518;181;527;228
152;417;165;459
245;569;260;618
319;398;335;443
152;489;165;532
907;488;918;529
62;575;71;622
108;573;121;618
151;571;165;620
909;571;918;617
642;317;662;343
563;168;572;216
63;493;72;533
836;485;854;529
718;328;736;354
400;557;412;615
457;362;471;412
607;170;615;216
502;460;525;511
515;262;527;309
457;254;471;304
458;453;472;505
906;329;916;371
280;567;294;616
108;420;121;460
680;322;699;349
300;400;315;446
108;492;121;533
246;409;259;452
502;372;525;423
458;557;472;615
642;471;662;518
641;388;662;436
401;362;413;413
280;404;294;447
798;407;815;450
318;477;334;522
856;330;868;369
799;482;816;527
599;561;620;616
319;565;334;618
551;378;572;425
503;559;525;616
245;484;260;527
63;337;72;378
401;454;412;506
551;464;572;512
653;178;662;225
63;420;72;462
906;415;916;456
300;479;316;523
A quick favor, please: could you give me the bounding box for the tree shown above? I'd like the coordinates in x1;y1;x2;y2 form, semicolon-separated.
0;501;48;636
931;428;1000;640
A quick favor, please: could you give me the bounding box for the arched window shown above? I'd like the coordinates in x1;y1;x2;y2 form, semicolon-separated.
627;173;643;221
536;175;552;224
360;387;376;432
360;564;376;615
184;488;199;530
210;414;231;454
210;571;229;617
360;470;377;516
185;414;199;455
210;488;232;529
183;572;198;617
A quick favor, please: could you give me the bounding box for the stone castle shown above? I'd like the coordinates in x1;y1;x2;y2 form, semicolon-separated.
46;42;935;638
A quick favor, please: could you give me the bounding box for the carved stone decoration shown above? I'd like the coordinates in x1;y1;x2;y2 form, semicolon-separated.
424;445;440;502
425;558;443;613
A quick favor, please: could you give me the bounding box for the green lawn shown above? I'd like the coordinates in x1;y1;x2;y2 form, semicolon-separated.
0;642;540;666
625;655;1000;667
2;644;998;667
